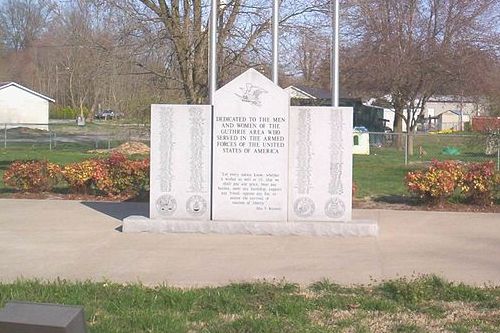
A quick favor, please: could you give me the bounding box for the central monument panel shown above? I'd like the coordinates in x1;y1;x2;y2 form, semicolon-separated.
212;69;289;221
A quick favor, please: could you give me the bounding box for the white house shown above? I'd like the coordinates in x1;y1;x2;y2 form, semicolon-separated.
0;82;54;131
367;95;482;132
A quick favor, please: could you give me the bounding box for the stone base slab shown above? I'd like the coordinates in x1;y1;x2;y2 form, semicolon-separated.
122;216;378;237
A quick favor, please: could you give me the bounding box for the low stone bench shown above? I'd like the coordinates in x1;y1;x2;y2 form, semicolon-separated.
0;301;87;333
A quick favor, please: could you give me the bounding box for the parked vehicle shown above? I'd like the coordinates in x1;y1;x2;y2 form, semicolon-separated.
95;109;120;120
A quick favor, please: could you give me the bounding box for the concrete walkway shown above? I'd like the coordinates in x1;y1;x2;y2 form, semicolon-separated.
0;199;499;287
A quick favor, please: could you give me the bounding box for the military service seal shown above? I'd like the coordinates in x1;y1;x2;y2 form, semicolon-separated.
293;197;315;218
186;195;207;216
156;194;177;216
324;197;345;219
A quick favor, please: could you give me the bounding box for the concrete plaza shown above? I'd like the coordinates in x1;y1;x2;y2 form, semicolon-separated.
0;199;499;287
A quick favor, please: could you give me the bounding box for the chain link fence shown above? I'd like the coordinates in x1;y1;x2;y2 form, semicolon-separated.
1;122;150;151
365;132;499;170
1;124;498;200
352;131;499;198
2;124;498;170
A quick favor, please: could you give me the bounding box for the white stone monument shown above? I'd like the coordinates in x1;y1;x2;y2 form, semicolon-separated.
123;69;377;237
289;106;353;222
213;69;288;221
149;105;211;221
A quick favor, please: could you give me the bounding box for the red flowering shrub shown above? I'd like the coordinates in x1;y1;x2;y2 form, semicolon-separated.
60;153;149;198
94;152;150;198
3;160;61;193
406;160;499;206
61;159;104;194
4;153;150;198
406;160;462;205
461;161;499;206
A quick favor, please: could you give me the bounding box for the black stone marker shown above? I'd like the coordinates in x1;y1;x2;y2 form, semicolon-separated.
0;301;87;333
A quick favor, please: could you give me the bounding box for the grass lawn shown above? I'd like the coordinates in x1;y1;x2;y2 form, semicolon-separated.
353;147;409;198
0;276;498;332
1;147;410;198
354;133;497;198
0;133;497;199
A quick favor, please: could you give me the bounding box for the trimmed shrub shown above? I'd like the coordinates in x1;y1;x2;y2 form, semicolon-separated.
5;154;149;198
406;160;463;206
461;161;499;206
406;160;499;206
3;160;61;193
61;159;105;194
94;152;150;198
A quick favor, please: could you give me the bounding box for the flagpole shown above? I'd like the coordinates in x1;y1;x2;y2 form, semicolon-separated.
272;0;279;85
331;0;339;107
209;0;217;105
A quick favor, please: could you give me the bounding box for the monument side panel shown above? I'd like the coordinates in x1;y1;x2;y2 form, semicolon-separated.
289;106;353;221
213;69;289;221
150;105;211;220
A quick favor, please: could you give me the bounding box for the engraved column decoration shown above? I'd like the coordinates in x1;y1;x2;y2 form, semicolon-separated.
186;107;208;216
156;108;176;216
293;108;315;218
325;109;346;218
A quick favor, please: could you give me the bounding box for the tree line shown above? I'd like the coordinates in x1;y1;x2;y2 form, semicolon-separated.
0;0;498;126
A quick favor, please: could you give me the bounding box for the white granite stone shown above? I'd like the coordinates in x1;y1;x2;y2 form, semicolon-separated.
150;104;211;220
289;107;353;222
123;216;378;237
212;69;289;221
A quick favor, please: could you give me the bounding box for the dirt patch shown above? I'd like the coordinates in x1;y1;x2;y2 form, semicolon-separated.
1;191;498;213
354;197;500;213
1;192;145;202
88;141;150;155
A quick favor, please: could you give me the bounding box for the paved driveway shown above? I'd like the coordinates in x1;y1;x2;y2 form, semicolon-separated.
0;199;499;287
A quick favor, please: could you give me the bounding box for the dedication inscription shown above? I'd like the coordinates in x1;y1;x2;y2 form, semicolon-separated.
150;105;211;220
212;69;289;221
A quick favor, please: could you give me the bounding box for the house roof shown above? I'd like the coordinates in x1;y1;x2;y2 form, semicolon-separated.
286;85;334;100
291;85;332;100
0;82;55;102
428;96;475;104
437;109;462;118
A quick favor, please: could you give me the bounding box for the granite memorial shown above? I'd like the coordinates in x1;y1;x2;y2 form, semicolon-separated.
124;68;377;236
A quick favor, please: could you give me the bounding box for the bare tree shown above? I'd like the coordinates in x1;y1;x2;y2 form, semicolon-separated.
0;0;55;51
105;0;329;103
342;0;499;152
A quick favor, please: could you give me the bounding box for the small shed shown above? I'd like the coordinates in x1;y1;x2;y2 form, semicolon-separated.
436;110;469;131
0;82;54;131
353;126;370;155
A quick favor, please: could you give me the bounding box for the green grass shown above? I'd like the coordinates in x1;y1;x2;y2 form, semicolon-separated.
354;133;498;198
0;133;497;199
353;147;409;197
0;276;498;332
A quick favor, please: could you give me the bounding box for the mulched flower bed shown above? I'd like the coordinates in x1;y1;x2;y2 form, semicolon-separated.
354;197;500;213
2;192;498;213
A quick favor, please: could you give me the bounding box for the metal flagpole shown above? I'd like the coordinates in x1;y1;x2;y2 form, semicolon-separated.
331;0;339;107
209;0;218;221
209;0;218;105
272;0;279;85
